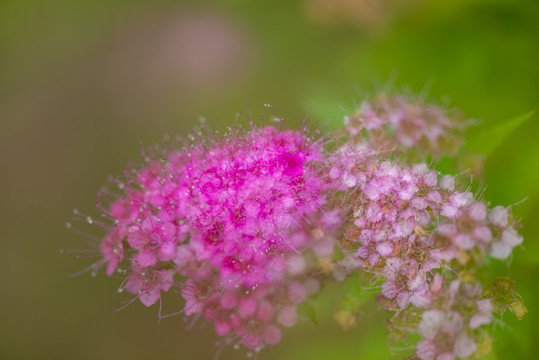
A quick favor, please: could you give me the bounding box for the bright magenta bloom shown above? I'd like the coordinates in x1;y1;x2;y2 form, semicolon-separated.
173;126;328;287
89;124;340;350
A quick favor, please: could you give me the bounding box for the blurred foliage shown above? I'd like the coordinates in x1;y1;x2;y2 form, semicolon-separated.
465;111;535;157
485;277;528;321
1;0;538;359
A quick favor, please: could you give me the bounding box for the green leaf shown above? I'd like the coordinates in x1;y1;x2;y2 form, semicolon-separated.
345;272;380;300
346;272;364;298
466;110;535;157
299;301;318;326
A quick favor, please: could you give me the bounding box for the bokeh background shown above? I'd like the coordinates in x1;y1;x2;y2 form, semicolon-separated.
1;0;538;359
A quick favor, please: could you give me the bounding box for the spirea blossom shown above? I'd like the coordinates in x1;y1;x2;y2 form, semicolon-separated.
72;96;526;359
415;280;492;360
77;124;342;351
344;94;465;157
103;125;332;288
173;126;330;288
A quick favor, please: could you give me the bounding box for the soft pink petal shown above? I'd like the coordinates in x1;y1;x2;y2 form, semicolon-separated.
256;301;275;324
418;310;444;339
126;227;146;249
215;321;231;336
277;306;298;328
262;325;282;345
469;314;491;329
454;334;477;358
136;249;157;267
416;339;436;360
158;241;177;262
139;288;160;307
488;206;508;227
238;298;257;317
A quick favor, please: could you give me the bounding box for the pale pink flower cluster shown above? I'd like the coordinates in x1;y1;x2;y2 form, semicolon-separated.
335;96;522;359
344;95;464;155
76;96;524;358
332;145;520;317
416;280;492;360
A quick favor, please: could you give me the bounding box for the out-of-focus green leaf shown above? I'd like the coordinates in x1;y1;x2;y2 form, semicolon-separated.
346;273;363;299
302;96;354;129
484;277;528;320
334;275;377;331
466;110;535;156
299;301;318;326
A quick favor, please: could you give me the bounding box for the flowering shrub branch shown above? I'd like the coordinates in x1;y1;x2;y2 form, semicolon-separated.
71;94;526;359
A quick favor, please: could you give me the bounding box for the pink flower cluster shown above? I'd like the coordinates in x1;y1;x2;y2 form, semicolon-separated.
75;96;525;359
95;126;340;349
177;255;319;350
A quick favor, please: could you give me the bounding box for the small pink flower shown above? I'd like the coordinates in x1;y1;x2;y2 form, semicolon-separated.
100;226;125;275
125;267;174;307
277;305;298;328
488;206;508;227
469;299;492;329
109;198;139;224
490;228;523;259
181;278;218;315
288;282;308;304
127;216;177;267
234;300;282;349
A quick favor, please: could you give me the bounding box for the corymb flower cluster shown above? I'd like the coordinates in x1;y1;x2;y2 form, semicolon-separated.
71;94;526;359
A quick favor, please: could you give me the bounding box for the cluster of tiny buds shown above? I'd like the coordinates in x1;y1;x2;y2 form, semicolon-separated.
70;96;524;359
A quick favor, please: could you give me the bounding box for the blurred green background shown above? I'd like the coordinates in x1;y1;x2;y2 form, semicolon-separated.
1;0;538;359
